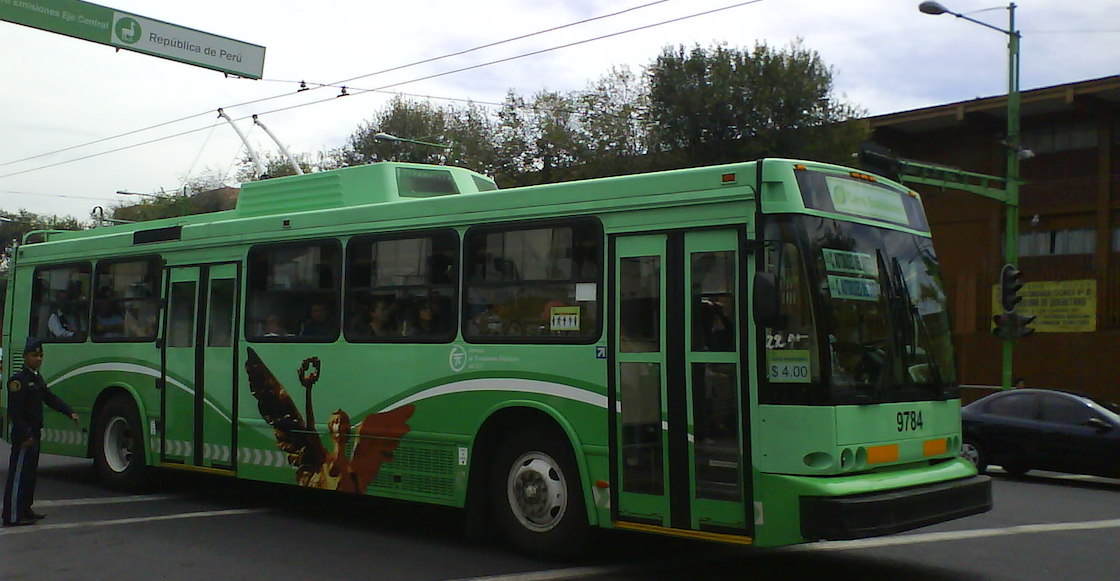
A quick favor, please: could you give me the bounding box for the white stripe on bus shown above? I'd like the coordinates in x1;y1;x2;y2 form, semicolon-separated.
384;378;608;412
49;362;232;422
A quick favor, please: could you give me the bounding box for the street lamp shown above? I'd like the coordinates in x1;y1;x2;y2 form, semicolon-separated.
919;2;1022;390
372;132;450;150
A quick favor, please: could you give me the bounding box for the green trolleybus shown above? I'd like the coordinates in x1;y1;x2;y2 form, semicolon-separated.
2;158;990;558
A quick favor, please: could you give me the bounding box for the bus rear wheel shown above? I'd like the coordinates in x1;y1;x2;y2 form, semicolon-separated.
491;427;588;561
94;395;149;491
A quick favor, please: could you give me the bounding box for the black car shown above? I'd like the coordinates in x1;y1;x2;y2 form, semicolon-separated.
961;388;1120;479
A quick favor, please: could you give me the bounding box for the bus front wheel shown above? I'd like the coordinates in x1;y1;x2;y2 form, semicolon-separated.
491;427;588;560
93;395;149;491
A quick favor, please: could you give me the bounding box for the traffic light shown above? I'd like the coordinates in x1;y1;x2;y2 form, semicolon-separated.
992;311;1037;340
993;264;1035;340
999;264;1025;312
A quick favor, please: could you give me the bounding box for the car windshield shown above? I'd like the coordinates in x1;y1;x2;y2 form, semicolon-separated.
760;215;958;405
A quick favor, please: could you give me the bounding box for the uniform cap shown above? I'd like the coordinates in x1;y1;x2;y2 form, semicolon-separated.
24;338;44;354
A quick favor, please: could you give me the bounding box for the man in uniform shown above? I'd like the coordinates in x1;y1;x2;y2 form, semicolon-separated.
3;338;79;527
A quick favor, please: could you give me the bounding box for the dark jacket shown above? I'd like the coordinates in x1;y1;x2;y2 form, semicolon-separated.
7;365;73;440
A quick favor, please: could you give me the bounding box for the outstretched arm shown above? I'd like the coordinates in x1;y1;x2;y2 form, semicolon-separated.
298;357;321;430
43;388;78;423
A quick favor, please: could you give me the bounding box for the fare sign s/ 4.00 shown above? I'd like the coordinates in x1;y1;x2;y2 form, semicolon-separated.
1;0;265;79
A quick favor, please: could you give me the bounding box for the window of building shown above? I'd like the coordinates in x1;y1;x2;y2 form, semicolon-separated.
92;257;161;341
1018;228;1095;257
246;241;341;341
29;263;92;342
1020;121;1097;155
345;230;458;342
464;219;602;342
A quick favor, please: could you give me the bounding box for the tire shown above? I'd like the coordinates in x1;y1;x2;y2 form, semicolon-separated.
490;426;589;561
960;438;988;474
1001;461;1031;477
93;394;150;491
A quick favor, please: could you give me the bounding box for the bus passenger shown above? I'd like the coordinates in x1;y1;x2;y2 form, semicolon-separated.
367;300;397;337
93;300;124;338
300;303;337;337
124;301;158;338
263;314;291;337
47;291;78;338
403;300;446;337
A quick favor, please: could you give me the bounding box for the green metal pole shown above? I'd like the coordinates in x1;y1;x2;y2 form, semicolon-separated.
1002;2;1021;389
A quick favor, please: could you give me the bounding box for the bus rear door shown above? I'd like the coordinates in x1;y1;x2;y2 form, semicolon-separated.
612;229;753;541
161;263;239;471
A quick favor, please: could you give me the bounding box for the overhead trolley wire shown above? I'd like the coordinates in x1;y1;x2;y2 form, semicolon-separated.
0;0;766;182
0;0;672;171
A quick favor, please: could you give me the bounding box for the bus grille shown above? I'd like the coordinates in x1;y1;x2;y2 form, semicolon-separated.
367;444;456;500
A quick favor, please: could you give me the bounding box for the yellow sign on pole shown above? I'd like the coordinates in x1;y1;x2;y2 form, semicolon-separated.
991;279;1096;332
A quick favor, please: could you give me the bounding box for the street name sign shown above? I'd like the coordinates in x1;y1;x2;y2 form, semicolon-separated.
1;0;265;78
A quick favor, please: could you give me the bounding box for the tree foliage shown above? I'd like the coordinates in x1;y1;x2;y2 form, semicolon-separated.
1;210;87;271
232;41;862;193
40;39;864;226
645;40;865;168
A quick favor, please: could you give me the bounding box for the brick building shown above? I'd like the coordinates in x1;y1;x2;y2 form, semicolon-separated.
866;75;1120;402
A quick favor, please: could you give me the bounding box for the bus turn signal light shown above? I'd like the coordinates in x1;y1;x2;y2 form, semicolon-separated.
923;438;948;457
866;444;899;465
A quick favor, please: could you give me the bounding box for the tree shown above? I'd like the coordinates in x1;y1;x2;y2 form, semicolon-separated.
644;40;865;168
336;97;452;167
494;90;587;185
235;151;328;183
333;97;500;177
569;65;649;178
1;210;87;272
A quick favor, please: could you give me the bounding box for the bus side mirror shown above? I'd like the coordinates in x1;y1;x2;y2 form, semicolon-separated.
753;271;782;328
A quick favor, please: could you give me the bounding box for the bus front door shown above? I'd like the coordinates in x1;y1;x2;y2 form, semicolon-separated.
161;263;239;471
612;229;753;540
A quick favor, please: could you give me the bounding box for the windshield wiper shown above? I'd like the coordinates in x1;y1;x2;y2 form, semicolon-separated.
890;256;945;394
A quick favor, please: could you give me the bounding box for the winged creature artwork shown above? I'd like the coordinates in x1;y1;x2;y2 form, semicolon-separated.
245;347;414;492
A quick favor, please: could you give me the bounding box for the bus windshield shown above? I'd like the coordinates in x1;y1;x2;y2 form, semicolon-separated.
761;215;958;405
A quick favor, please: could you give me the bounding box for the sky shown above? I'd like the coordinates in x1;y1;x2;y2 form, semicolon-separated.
1;0;1117;220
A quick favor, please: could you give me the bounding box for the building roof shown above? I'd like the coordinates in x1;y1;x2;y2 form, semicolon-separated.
867;75;1120;133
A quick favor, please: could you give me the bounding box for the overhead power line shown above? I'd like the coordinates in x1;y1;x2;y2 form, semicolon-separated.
1;189;119;202
0;0;767;183
0;0;672;171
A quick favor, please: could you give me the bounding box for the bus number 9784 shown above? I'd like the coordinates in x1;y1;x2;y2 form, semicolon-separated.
897;410;924;432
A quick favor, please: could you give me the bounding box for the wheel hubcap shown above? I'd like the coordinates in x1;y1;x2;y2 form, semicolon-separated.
104;416;134;473
961;442;980;467
507;452;567;532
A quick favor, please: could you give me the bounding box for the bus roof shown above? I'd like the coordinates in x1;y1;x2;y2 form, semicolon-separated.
16;160;762;258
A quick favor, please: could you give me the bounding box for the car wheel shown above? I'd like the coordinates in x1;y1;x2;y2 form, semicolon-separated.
94;394;150;491
960;439;988;474
490;426;589;561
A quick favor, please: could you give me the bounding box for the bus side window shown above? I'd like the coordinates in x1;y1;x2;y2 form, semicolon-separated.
92;256;160;342
246;241;341;342
343;230;458;343
28;263;92;343
464;220;601;342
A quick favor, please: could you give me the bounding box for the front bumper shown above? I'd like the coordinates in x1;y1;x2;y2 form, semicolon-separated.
800;474;992;541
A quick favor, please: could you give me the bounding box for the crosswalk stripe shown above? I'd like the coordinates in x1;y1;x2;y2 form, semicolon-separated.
0;508;270;536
